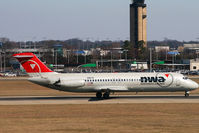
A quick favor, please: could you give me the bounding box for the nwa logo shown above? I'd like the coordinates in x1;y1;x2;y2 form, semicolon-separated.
141;76;166;83
140;73;173;87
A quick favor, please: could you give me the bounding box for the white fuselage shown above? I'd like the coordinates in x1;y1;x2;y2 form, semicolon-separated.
29;72;198;93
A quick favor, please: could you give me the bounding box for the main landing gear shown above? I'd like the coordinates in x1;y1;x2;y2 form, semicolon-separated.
96;91;110;99
103;92;110;99
185;91;190;97
96;92;102;98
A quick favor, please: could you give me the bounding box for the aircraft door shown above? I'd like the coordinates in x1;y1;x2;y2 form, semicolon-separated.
176;79;181;86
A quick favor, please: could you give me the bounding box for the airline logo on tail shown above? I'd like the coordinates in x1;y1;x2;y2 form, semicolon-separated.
22;60;41;73
30;64;36;69
13;53;53;74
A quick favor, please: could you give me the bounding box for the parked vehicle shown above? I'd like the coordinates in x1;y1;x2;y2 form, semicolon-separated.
4;73;17;77
188;71;199;75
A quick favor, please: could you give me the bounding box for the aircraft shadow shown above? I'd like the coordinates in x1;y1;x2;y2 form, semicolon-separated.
89;95;199;101
0;96;90;101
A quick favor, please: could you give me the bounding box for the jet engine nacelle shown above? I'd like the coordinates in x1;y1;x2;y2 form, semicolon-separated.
60;79;85;88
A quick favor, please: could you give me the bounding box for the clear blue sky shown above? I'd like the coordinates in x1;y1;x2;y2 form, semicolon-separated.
0;0;198;42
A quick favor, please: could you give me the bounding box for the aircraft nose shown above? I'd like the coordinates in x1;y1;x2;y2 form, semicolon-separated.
191;81;199;90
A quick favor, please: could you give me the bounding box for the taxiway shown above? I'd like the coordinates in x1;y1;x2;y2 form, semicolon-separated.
0;95;199;105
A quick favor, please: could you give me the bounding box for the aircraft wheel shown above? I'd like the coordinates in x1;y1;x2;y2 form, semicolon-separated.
96;92;102;98
185;91;190;97
103;92;110;99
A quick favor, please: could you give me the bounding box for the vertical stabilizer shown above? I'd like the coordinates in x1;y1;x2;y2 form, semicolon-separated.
13;53;56;77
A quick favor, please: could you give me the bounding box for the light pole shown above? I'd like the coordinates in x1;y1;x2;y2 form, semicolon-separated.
55;49;58;70
1;51;6;72
100;51;103;68
84;52;86;64
156;51;159;60
0;52;2;72
150;48;152;72
172;54;174;71
67;50;70;64
111;51;113;72
0;42;3;72
119;50;123;60
118;50;123;71
4;52;5;72
123;50;128;69
76;50;79;64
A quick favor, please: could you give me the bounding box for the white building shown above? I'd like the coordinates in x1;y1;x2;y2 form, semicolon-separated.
184;44;199;50
131;62;148;70
155;46;170;53
190;59;199;71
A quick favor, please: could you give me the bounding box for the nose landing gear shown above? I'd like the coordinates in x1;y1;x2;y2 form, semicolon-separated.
185;91;190;97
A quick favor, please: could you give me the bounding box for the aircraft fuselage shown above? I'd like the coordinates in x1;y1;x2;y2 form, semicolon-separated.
29;72;198;93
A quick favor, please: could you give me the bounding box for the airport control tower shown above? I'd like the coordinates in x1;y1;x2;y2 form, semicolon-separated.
130;0;147;48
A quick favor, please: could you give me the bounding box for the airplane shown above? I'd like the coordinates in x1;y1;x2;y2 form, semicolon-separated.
13;52;198;99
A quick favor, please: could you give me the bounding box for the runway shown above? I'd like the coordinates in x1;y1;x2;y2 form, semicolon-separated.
0;95;199;105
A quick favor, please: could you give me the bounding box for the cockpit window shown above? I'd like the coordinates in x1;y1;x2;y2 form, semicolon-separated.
183;77;188;80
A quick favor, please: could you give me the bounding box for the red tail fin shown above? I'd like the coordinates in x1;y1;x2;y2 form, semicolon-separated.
13;53;53;73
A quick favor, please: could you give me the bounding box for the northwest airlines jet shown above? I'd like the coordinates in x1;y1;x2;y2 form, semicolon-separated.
13;53;198;99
